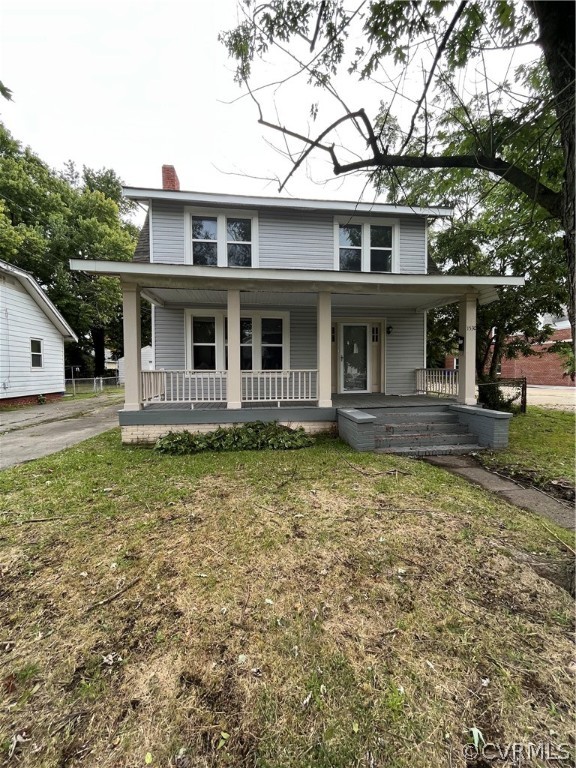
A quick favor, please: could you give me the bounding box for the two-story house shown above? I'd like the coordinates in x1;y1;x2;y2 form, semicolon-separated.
71;166;523;453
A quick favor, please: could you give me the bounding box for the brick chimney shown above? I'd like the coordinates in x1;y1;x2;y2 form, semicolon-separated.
162;165;180;191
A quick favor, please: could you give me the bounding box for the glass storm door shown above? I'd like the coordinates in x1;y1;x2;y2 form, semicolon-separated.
340;324;370;392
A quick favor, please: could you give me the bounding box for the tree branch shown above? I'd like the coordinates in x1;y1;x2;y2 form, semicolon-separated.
334;153;561;218
400;0;468;153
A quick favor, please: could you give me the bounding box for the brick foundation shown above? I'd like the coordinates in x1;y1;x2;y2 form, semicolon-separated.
0;392;64;408
121;421;335;444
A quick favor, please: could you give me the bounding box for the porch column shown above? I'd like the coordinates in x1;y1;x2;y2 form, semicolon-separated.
458;293;477;405
317;291;332;407
227;289;242;409
122;283;142;411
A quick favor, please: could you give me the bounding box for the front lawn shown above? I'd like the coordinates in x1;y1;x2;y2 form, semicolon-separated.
480;407;575;493
0;432;573;767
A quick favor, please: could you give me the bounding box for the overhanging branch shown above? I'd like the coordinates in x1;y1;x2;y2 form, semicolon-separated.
258;108;562;219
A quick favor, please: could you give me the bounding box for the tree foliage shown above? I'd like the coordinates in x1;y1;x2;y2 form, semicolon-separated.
0;123;138;374
222;0;575;347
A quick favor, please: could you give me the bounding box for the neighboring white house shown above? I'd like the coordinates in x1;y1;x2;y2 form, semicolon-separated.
117;345;154;384
0;260;77;403
70;165;524;451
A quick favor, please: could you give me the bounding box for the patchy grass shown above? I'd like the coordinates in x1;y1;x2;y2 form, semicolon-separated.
0;431;574;767
480;407;575;496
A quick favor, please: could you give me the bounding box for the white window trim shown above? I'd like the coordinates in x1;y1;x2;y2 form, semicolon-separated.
184;309;289;371
184;207;259;268
334;216;399;273
30;337;44;370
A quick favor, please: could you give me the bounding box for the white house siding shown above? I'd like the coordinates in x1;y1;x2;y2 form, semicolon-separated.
0;276;66;399
153;303;425;395
149;203;427;273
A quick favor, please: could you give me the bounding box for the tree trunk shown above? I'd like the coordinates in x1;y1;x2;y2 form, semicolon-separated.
489;329;505;380
531;1;576;354
91;326;106;376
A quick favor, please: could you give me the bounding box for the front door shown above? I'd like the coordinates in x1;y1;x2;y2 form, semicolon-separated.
340;324;370;393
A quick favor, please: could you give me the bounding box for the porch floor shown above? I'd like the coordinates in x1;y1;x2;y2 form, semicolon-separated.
141;394;455;411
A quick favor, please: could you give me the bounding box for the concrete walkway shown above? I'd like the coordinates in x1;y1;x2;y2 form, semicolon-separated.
425;454;575;530
0;394;122;470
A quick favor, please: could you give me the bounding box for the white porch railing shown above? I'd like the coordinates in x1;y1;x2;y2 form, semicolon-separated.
242;370;317;402
141;369;318;404
415;368;459;397
141;370;227;403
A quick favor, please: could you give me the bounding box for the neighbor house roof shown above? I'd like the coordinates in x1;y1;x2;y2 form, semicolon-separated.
0;260;78;341
123;187;453;219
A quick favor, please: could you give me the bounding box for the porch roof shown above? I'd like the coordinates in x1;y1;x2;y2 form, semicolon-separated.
70;259;524;310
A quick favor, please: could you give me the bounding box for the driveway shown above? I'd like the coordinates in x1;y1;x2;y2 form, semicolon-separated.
526;385;575;410
0;394;122;470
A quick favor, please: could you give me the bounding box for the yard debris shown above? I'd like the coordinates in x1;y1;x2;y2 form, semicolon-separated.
301;691;312;709
8;730;30;759
342;457;411;477
49;711;87;737
85;577;141;613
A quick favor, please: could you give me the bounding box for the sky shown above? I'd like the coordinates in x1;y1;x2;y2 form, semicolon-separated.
1;0;379;202
1;1;537;207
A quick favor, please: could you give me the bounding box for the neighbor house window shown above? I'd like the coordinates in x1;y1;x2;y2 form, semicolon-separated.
186;209;258;267
335;219;397;273
192;216;218;266
31;338;43;368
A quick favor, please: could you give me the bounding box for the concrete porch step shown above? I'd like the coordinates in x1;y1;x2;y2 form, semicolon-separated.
376;421;469;435
376;432;474;448
376;443;485;457
368;410;457;425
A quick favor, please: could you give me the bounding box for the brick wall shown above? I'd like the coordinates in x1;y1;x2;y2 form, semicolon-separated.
0;392;64;407
444;329;574;387
121;421;334;444
161;165;180;191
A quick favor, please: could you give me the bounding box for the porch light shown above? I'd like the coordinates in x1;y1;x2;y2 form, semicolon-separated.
386;326;393;335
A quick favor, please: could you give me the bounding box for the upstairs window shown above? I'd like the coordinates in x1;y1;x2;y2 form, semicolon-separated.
227;218;252;267
335;218;397;273
339;224;362;271
370;225;392;272
186;208;258;267
31;338;43;368
192;216;218;266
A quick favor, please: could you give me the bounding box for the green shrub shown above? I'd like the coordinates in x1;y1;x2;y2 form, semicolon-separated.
477;380;518;413
154;421;314;454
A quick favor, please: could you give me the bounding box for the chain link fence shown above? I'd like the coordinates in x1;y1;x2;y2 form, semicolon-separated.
477;377;527;413
65;377;123;396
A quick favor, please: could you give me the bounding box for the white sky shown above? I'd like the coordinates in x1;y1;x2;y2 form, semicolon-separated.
1;0;537;206
1;0;381;202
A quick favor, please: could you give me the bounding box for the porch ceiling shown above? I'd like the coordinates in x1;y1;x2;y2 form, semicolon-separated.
70;259;524;309
138;288;466;311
